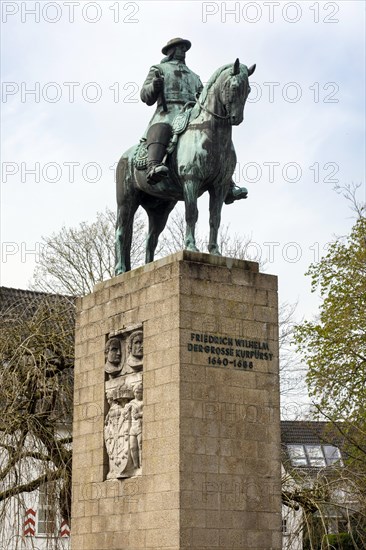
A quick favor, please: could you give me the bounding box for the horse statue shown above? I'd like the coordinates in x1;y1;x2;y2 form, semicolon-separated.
115;58;255;274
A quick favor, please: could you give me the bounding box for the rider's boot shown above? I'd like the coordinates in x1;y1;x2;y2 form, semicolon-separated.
224;181;248;204
146;123;172;185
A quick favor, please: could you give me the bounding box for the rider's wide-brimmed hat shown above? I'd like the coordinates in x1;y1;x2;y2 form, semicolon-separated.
162;37;191;55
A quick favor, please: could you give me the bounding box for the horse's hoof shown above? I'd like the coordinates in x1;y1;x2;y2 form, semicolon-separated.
208;247;222;256
185;244;200;253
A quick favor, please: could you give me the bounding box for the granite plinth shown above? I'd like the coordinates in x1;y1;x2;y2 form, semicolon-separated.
71;251;281;550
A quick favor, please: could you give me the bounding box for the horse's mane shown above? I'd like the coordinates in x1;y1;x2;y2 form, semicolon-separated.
189;63;248;122
199;64;233;104
199;63;248;104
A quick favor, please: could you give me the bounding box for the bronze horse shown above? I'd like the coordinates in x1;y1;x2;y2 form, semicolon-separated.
115;59;255;274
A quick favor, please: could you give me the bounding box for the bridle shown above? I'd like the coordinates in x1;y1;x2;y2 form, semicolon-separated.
196;70;249;121
196;98;231;120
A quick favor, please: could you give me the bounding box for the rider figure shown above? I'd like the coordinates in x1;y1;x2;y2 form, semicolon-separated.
141;38;248;204
141;37;201;184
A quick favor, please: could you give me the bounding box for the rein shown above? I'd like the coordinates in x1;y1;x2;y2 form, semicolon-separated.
196;98;230;120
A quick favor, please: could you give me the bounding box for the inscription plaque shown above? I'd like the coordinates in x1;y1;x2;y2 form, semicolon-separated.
187;332;274;370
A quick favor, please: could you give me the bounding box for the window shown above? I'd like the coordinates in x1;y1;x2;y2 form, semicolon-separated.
306;445;326;467
287;445;307;466
37;483;57;536
282;518;288;535
287;445;343;467
323;445;343;466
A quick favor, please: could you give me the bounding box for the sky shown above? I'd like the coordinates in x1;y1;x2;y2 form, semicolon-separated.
1;1;365;405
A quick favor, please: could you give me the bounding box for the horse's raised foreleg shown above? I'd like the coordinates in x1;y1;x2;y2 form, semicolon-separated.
208;190;225;256
143;199;177;264
184;181;200;252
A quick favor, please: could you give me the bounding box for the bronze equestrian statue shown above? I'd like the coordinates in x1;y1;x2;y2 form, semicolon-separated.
115;38;256;274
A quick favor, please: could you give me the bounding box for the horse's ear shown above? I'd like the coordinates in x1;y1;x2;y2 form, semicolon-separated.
248;64;256;77
232;58;240;75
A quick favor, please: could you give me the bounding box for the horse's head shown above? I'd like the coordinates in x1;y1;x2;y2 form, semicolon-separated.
219;58;256;125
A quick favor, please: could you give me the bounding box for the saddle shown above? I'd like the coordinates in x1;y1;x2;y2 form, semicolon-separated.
134;108;193;171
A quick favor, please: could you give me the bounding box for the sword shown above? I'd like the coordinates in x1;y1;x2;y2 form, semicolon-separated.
155;69;167;112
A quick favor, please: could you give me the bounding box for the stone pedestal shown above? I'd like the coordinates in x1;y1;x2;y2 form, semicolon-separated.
71;251;282;550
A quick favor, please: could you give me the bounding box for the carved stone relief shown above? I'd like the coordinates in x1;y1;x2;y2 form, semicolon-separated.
104;325;143;479
104;337;123;379
126;330;143;372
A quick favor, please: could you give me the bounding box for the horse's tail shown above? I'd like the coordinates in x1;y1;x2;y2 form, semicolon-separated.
116;146;136;205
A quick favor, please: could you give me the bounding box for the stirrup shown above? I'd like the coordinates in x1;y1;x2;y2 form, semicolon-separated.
146;164;169;185
225;186;248;204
